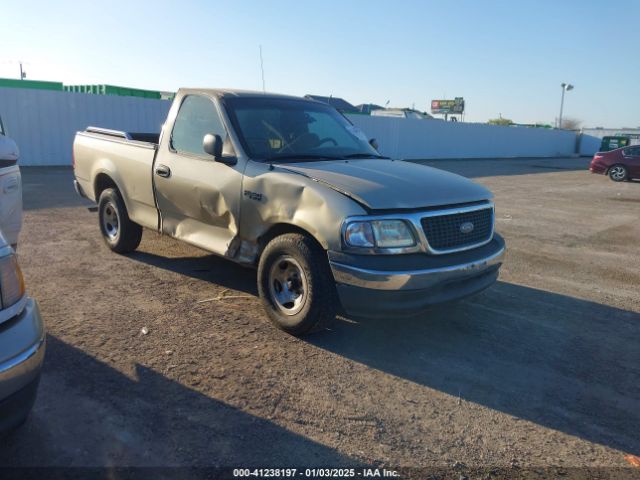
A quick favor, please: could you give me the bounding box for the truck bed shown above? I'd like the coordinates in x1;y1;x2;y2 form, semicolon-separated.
84;127;160;145
73;126;161;230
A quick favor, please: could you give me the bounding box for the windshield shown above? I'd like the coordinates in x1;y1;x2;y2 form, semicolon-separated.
223;97;380;161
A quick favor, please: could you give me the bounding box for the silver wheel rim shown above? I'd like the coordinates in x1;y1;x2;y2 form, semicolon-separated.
611;166;626;180
268;255;308;316
102;201;120;241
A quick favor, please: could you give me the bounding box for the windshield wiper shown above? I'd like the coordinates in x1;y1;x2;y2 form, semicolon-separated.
341;153;389;159
265;154;342;162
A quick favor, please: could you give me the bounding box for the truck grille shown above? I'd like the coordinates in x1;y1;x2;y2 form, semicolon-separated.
421;206;493;252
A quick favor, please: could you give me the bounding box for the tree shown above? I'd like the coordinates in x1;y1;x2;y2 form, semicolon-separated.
488;117;513;126
560;117;582;130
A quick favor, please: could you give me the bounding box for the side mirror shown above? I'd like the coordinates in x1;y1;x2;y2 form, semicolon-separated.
0;135;19;162
369;138;379;151
203;133;223;159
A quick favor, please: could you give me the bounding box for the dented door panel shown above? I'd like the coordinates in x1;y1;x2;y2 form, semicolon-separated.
154;155;243;256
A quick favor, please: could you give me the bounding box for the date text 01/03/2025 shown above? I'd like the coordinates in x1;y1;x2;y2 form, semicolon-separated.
232;467;399;478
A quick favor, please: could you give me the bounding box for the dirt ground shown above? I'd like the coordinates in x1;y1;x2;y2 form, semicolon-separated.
2;158;639;477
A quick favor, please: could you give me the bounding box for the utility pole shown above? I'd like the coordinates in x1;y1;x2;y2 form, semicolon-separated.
19;61;26;80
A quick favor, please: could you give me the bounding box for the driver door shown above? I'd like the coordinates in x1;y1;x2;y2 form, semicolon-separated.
153;94;243;256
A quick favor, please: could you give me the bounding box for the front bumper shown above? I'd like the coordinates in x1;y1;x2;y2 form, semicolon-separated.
0;299;46;431
329;234;505;317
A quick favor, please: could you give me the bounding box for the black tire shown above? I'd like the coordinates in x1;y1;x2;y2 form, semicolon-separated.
257;233;338;336
98;188;142;253
608;164;628;182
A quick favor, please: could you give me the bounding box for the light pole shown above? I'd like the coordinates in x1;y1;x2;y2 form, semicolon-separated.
558;82;574;128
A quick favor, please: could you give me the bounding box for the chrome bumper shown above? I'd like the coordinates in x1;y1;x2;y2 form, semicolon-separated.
331;243;505;291
329;236;505;317
0;299;46;401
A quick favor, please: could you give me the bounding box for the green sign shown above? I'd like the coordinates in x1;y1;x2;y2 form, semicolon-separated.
431;97;464;114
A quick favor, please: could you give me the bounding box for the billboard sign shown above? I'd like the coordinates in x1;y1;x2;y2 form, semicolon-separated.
431;97;465;115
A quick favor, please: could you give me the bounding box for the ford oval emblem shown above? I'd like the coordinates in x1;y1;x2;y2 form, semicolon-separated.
460;221;475;234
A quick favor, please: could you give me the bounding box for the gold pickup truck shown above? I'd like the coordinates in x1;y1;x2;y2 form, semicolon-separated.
73;89;505;335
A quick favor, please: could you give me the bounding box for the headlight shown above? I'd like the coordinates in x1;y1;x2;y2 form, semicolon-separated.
0;254;26;309
370;220;416;247
344;219;416;249
344;221;375;247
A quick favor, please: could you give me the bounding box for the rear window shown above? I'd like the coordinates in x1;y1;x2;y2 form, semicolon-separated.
624;146;640;156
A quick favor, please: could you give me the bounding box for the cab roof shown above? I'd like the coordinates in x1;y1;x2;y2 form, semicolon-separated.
176;88;306;102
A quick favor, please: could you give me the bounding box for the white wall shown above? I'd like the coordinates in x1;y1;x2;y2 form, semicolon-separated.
347;115;578;159
0;87;170;166
1;86;579;166
578;134;602;156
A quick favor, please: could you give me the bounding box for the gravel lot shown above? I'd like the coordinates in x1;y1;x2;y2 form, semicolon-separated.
2;158;639;477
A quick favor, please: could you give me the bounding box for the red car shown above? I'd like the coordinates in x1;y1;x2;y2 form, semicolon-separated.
590;145;640;182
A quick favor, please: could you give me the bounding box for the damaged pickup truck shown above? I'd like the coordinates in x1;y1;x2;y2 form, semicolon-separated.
73;89;505;335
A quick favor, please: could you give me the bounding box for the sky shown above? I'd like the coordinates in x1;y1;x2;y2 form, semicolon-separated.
1;0;638;128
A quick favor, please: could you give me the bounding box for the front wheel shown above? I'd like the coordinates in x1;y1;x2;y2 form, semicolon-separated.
98;188;142;253
609;164;628;182
257;233;338;336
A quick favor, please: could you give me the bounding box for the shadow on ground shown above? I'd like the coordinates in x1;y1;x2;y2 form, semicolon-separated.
309;281;640;456
123;248;640;457
129;250;258;296
21;167;91;211
0;335;358;468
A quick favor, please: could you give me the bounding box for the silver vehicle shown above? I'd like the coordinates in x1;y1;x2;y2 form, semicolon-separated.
73;89;505;335
0;231;45;432
0;115;22;250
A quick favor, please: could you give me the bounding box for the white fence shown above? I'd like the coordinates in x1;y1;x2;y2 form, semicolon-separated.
1;86;580;166
347;115;578;159
578;134;602;156
0;87;170;166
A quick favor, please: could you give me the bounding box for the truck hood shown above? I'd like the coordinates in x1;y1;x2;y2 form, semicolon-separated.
278;159;492;210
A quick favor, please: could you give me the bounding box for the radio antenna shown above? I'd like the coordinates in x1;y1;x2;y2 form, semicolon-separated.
259;45;266;93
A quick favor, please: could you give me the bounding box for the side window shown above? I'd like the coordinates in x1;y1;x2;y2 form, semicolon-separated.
171;95;225;156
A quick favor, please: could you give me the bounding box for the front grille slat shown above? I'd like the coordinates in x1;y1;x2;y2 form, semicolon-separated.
421;207;493;251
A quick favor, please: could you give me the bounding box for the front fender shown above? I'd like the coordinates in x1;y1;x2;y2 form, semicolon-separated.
238;160;366;259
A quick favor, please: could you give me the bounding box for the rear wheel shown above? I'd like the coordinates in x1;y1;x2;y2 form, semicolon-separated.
257;233;338;336
98;188;142;253
609;164;628;182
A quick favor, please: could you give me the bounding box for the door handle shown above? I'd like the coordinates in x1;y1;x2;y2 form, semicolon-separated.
155;165;171;178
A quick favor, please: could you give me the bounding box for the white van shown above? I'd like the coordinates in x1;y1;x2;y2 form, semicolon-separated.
0;116;22;250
